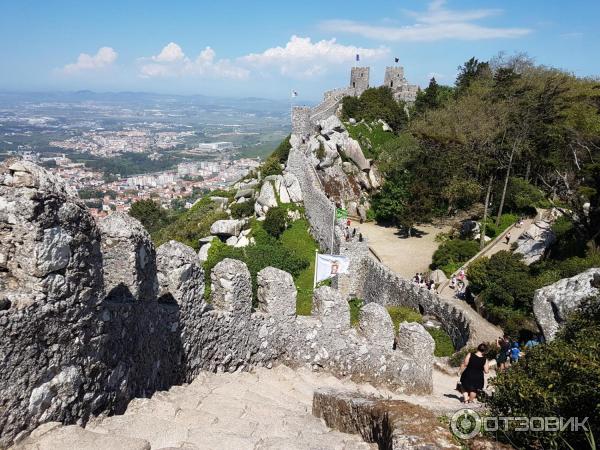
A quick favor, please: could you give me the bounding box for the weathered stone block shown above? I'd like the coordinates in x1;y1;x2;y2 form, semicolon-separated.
358;303;395;349
311;286;350;331
256;267;296;320
156;240;204;305
99;213;158;302
210;258;252;316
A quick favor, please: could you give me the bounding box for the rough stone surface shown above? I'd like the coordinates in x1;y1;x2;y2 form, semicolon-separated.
358;303;395;349
533;268;600;341
156;240;204;305
313;389;460;450
197;242;211;262
340;137;370;171
514;219;556;265
257;267;296;320
210;258;252;316
283;173;302;202
98;213;158;302
209;219;243;237
256;180;278;209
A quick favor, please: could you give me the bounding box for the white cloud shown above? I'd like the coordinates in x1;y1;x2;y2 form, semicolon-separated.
152;42;185;62
139;43;248;79
62;47;118;74
321;0;531;42
139;37;388;81
240;35;389;78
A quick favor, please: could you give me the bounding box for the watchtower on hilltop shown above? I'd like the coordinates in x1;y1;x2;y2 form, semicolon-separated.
350;67;370;95
384;66;405;89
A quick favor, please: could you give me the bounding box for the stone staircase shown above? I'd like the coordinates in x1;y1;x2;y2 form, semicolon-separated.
15;365;382;450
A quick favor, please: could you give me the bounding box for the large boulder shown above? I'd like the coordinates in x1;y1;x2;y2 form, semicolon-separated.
533;268;600;341
210;219;243;237
197;242;211;263
98;213;158;302
283;173;302;202
256;181;277;209
514;219;556;265
318;115;344;136
275;175;290;204
339;137;370;171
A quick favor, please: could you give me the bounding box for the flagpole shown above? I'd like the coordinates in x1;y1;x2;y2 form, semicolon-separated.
331;207;336;254
313;249;318;289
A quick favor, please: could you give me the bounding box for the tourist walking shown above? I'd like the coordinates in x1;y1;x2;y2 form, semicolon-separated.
505;232;511;245
496;336;510;372
509;342;521;364
458;343;490;403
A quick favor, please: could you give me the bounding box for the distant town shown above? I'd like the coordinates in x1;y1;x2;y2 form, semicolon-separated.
0;91;290;216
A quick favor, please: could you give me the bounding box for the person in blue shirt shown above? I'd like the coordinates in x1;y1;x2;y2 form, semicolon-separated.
509;342;521;364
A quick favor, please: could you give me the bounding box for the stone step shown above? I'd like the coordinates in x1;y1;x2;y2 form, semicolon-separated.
19;366;380;450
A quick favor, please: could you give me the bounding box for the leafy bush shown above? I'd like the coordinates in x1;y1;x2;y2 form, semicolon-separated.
280;219;319;315
153;197;228;249
483;213;518;238
129;199;171;234
260;157;283;177
427;328;455;357
271;135;291;164
341;87;408;131
230;199;255;219
485;296;600;449
468;251;539;337
263;207;287;238
431;239;479;276
505;177;547;213
349;298;363;326
386;306;423;331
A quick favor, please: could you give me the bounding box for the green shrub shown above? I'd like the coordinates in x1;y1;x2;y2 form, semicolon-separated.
349;298;363;326
386;306;423;331
261;157;283;177
271;135;291;164
485;296;600;449
129;199;171;234
279;219;319;315
483;213;518;238
431;239;479;276
427;328;455;357
263;207;287;238
505;177;547;213
230;199;255;219
341;87;408;132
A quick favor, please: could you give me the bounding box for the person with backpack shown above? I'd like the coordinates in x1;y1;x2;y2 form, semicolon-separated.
509;342;521;364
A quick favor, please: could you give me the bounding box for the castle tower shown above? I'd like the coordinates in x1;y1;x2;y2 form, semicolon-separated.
350;67;370;95
384;66;405;89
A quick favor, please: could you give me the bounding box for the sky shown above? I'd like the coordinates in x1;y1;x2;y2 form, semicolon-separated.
1;0;598;101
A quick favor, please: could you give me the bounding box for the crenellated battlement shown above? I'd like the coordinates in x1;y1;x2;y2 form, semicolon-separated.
0;160;433;446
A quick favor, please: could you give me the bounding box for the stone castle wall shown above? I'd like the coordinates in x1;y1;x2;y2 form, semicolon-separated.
0;161;433;446
286;145;339;253
291;106;313;140
360;257;471;349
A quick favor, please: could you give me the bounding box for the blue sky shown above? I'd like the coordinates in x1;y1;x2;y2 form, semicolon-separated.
1;0;598;100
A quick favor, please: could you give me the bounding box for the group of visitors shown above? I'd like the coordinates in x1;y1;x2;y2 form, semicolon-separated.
449;268;466;299
495;335;542;371
457;334;544;404
343;219;363;243
412;273;436;291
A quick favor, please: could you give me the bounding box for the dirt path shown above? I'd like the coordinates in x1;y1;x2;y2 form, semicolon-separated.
358;222;451;279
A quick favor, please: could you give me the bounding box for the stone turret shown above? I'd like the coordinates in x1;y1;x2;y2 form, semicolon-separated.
384;66;405;88
350;67;369;95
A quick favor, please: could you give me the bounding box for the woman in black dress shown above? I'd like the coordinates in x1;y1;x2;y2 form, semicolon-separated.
459;343;490;403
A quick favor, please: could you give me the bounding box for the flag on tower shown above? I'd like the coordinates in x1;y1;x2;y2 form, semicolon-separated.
355;54;360;62
394;57;399;63
291;90;298;98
